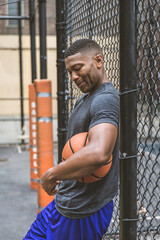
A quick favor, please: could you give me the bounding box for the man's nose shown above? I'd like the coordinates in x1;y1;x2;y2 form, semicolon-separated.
71;71;79;81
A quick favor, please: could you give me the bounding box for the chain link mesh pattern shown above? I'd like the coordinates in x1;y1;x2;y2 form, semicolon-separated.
137;0;160;239
64;0;160;238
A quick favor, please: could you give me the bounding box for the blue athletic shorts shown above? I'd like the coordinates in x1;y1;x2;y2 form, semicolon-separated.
24;200;113;240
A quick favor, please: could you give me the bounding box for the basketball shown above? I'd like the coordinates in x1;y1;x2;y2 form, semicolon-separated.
62;132;112;183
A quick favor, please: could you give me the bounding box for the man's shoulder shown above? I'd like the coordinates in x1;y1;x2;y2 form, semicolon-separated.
93;83;119;102
100;82;119;95
74;93;88;107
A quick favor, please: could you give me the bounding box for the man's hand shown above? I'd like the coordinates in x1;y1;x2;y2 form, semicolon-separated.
41;167;60;196
40;123;117;189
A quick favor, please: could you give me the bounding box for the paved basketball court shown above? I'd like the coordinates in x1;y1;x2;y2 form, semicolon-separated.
0;144;58;239
0;146;38;239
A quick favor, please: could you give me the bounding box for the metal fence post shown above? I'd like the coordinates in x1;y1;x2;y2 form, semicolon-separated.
120;0;137;239
39;0;47;79
56;0;67;163
18;0;24;141
29;0;37;82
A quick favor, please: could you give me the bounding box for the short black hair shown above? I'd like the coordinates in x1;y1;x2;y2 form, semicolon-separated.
64;39;102;58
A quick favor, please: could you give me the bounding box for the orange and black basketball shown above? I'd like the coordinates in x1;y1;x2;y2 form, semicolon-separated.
62;132;112;183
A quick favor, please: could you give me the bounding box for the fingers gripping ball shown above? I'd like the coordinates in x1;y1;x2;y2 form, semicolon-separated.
62;132;112;183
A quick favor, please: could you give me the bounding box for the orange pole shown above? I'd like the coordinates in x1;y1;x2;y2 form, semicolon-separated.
34;79;54;213
29;84;38;190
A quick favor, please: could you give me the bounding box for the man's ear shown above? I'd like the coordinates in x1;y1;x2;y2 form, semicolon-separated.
94;54;103;68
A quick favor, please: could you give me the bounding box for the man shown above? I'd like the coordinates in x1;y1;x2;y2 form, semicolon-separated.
24;39;119;240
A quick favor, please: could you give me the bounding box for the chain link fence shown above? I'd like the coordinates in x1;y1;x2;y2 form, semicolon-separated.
64;0;120;239
137;0;160;239
62;0;160;239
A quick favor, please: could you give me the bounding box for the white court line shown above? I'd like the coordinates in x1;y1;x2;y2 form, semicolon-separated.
145;216;160;221
110;216;160;223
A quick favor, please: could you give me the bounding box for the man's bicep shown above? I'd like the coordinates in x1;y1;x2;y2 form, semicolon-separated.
88;123;118;158
89;93;119;131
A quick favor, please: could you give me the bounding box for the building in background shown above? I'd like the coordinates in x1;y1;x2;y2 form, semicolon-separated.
0;0;57;144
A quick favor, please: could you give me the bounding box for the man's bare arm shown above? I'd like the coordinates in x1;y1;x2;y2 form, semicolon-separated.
41;122;118;195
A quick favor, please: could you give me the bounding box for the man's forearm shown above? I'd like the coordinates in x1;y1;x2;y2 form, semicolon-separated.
47;145;106;181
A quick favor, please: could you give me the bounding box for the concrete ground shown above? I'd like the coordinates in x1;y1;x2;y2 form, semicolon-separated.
0;144;58;240
0;145;38;240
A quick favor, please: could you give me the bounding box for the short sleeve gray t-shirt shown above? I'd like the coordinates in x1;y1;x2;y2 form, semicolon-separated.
55;82;119;219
